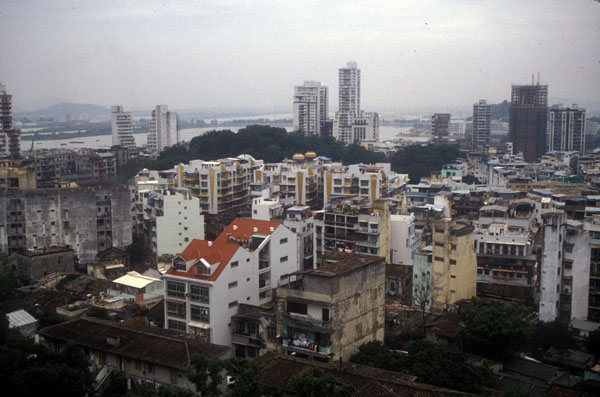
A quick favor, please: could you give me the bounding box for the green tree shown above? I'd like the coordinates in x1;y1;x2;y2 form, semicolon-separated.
586;329;600;360
187;354;225;396
86;306;110;320
534;321;578;354
291;367;354;397
0;332;95;397
350;340;488;394
462;298;534;359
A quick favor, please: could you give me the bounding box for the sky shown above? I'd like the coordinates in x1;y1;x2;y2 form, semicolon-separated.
1;0;599;113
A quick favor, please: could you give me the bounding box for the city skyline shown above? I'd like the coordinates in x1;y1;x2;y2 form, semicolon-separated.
1;1;599;112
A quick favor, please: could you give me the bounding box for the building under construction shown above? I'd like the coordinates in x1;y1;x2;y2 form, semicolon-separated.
508;77;548;163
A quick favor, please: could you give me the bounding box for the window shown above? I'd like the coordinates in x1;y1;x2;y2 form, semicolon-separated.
434;256;444;262
146;363;153;373
190;284;209;303
231;261;239;268
168;320;186;332
228;301;238;309
322;308;330;321
167;281;185;298
173;258;186;271
449;259;457;265
450;275;456;279
280;237;288;244
191;305;209;323
167;301;186;318
287;301;307;315
228;281;238;289
280;256;288;263
434;242;444;247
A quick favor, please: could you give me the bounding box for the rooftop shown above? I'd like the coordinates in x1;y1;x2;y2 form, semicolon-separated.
7;309;37;328
313;252;385;277
39;317;229;370
17;246;73;257
255;354;470;396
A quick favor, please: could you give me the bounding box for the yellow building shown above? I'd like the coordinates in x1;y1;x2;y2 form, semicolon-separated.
431;219;477;309
0;163;36;190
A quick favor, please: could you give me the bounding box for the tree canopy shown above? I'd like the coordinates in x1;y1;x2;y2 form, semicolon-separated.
462;298;534;359
350;340;489;394
138;125;463;185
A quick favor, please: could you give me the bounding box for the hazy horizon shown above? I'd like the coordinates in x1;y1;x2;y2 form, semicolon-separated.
2;1;599;113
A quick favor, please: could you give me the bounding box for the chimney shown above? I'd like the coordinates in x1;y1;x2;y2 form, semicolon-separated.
270;226;275;232
233;225;238;231
253;227;258;233
208;241;213;247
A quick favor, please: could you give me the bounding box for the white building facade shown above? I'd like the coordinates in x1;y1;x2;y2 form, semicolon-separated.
293;81;329;137
163;218;298;347
111;105;136;148
147;105;179;155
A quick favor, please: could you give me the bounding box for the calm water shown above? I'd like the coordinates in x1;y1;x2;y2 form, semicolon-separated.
29;123;427;151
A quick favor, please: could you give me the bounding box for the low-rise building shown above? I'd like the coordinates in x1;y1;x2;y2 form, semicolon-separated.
276;251;385;362
108;271;164;302
38;317;229;392
8;246;74;285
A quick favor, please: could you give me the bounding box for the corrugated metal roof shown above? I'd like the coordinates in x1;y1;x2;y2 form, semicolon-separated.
7;309;37;328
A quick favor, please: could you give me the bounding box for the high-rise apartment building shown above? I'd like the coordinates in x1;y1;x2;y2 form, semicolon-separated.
338;62;360;114
335;62;361;144
333;62;379;145
508;82;548;162
472;100;491;149
111;106;136;149
0;83;21;158
431;113;451;144
293;81;329;137
147;105;179;155
549;104;586;154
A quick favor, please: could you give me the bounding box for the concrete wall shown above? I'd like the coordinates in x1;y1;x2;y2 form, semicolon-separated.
390;214;417;266
0;186;133;264
332;261;386;361
157;192;204;256
539;213;564;322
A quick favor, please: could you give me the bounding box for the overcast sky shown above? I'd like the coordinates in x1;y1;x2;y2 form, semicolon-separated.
1;0;599;112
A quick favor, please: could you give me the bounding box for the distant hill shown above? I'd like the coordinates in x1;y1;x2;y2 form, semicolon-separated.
491;100;509;121
15;102;110;119
465;100;509;122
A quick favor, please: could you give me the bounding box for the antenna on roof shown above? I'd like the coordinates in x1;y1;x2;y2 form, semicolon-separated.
531;74;534;85
537;72;540;85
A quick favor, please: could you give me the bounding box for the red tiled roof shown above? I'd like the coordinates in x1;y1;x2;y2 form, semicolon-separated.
215;217;280;244
167;218;282;283
166;239;240;282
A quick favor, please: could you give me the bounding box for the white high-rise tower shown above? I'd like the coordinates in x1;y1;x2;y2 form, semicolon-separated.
293;81;329;137
111;106;135;149
147;105;179;155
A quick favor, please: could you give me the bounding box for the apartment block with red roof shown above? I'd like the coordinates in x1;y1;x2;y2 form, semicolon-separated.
163;218;297;347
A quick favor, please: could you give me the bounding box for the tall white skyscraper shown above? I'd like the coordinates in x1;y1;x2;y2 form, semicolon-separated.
147;105;179;155
549;104;586;154
335;62;361;144
334;62;378;144
111;105;135;149
338;62;360;114
293;81;329;136
472;100;491;149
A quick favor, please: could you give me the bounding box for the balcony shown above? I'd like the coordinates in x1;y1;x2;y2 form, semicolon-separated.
232;333;262;347
282;338;332;355
282;312;332;333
